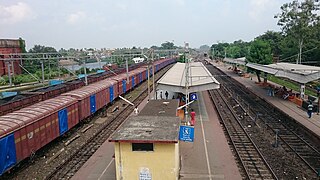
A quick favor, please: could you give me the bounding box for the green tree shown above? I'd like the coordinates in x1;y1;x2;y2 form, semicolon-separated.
161;41;176;49
256;31;283;56
246;39;272;82
210;42;229;58
29;45;57;53
18;37;27;53
275;0;320;64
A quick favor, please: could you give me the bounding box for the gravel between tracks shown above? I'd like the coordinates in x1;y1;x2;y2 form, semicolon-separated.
1;65;171;180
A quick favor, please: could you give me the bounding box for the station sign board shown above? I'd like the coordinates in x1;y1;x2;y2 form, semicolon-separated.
179;125;194;142
189;93;197;101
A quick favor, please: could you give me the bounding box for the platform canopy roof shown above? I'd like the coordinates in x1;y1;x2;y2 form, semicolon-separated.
223;57;246;65
157;62;220;93
247;62;320;84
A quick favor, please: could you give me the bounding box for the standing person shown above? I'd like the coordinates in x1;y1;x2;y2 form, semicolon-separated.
165;91;169;100
190;109;196;126
317;87;320;114
160;91;163;99
134;106;139;115
307;102;313;118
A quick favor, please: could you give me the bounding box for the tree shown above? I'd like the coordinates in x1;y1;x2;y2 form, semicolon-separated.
199;45;210;52
275;0;320;64
246;39;272;82
29;45;57;53
19;37;27;53
161;41;175;49
211;43;229;58
256;31;283;56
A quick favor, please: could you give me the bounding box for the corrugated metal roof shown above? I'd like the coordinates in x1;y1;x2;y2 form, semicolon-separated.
0;96;77;138
247;63;320;84
223;58;246;65
138;99;179;117
157;62;220;93
62;81;111;99
109;116;180;143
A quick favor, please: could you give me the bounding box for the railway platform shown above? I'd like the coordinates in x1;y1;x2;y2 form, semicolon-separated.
72;89;242;179
211;61;320;138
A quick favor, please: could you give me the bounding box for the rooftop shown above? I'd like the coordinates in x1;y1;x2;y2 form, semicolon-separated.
109;116;180;143
247;62;320;84
138;99;179;117
157;62;220;93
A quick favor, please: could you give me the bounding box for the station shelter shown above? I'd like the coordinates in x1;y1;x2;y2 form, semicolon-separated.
246;62;320;110
156;62;220;121
109;100;180;180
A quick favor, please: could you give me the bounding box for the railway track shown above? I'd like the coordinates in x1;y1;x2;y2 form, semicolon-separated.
45;90;148;179
44;70;161;180
209;87;277;179
206;62;320;178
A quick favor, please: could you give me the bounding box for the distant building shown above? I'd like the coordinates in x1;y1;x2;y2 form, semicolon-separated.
132;57;144;63
0;39;24;76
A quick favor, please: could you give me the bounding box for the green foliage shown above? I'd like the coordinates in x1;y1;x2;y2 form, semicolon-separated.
268;75;317;96
178;55;186;63
275;0;320;63
211;42;229;58
19;37;27;53
256;31;283;56
160;41;176;49
246;39;272;65
29;45;57;53
0;76;6;85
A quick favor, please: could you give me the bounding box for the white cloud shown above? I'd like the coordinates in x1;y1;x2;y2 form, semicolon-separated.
173;0;186;6
66;11;86;24
115;3;128;11
249;0;277;21
0;2;35;24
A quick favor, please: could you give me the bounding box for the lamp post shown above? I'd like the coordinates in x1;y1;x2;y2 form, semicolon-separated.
152;50;155;100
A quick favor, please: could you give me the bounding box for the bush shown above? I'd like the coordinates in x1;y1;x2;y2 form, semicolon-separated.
0;76;6;86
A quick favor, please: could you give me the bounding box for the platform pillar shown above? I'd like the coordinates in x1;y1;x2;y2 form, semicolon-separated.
300;84;305;99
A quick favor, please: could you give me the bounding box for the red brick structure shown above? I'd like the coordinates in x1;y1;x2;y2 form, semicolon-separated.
0;39;24;76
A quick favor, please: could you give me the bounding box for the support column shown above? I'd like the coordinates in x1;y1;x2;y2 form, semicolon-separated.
300;84;305;99
126;57;129;83
41;60;45;84
83;60;88;86
147;64;150;100
152;51;155;99
7;62;12;86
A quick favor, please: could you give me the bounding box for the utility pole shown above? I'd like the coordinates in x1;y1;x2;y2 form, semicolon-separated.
152;50;155;99
41;60;45;84
7;62;12;86
185;53;190;125
147;60;150;100
83;59;88;85
126;56;129;83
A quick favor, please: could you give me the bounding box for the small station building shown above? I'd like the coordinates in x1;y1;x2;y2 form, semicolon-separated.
109;100;180;180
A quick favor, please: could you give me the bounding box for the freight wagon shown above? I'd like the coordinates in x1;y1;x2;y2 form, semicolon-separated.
0;61;153;116
0;58;176;176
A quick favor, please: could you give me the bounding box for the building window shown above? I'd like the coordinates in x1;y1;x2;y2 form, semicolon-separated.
132;143;154;151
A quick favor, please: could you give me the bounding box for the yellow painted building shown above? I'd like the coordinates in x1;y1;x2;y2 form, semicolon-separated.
109;100;180;180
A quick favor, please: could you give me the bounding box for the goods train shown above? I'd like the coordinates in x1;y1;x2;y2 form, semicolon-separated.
0;62;149;116
0;58;176;176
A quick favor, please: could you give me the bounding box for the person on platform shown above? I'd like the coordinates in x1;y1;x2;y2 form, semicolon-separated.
160;91;163;99
307;102;313;118
165;91;169;99
190;109;196;126
134;106;139;115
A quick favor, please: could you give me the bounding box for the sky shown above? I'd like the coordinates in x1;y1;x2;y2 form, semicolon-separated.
0;0;292;50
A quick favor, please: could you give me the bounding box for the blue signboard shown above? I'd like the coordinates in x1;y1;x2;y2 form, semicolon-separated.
190;93;198;101
179;125;194;142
